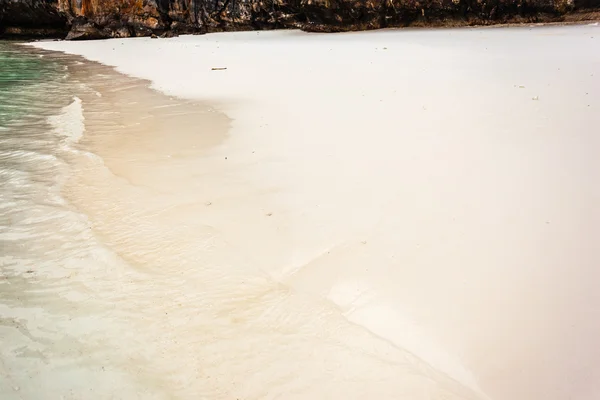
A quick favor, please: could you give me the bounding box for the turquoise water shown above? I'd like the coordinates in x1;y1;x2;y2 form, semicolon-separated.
0;43;74;255
0;42;67;126
0;44;112;398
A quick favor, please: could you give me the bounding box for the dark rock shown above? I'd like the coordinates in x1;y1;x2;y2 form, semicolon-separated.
160;30;178;38
0;0;598;40
0;0;68;38
65;18;109;40
113;26;133;38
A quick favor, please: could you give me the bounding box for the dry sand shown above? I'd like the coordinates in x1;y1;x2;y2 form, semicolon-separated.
29;24;600;400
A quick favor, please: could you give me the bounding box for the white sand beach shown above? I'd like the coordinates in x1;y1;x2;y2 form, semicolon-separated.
27;24;600;400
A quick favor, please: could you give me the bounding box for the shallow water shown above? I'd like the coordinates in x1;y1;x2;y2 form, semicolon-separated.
0;43;164;399
0;43;487;399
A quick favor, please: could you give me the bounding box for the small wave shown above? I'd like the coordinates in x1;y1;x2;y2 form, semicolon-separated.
0;149;58;163
48;96;85;144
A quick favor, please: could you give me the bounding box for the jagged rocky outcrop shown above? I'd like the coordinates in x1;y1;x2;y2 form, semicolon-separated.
1;0;599;39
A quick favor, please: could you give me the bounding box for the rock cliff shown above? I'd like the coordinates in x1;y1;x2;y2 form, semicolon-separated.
1;0;599;39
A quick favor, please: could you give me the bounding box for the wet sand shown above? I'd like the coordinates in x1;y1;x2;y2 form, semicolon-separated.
23;24;600;400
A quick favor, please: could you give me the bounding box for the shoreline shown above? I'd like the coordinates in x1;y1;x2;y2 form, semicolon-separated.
28;24;600;400
9;44;489;399
2;46;231;399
